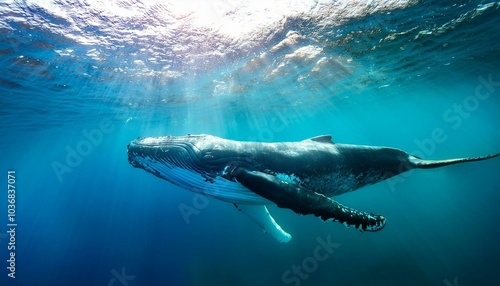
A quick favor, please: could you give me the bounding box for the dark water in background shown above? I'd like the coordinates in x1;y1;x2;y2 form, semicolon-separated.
1;0;500;285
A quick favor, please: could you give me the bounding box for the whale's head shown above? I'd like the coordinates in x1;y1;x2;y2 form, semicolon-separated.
127;135;209;181
128;134;269;205
127;134;245;190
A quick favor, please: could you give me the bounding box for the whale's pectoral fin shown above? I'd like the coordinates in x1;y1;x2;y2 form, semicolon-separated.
235;204;292;242
233;168;386;232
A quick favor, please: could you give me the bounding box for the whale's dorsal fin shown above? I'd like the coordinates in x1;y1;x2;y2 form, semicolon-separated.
307;135;334;144
235;204;292;243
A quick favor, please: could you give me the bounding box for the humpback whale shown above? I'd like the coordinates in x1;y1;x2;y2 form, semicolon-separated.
127;134;498;242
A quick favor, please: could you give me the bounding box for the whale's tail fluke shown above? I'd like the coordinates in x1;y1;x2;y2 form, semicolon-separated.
410;153;499;169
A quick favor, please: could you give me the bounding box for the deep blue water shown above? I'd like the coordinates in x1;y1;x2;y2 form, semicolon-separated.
1;1;500;285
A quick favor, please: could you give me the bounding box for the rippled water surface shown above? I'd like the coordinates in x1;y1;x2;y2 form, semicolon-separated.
0;1;499;285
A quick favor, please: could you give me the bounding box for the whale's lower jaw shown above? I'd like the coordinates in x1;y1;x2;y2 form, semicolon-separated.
130;155;269;205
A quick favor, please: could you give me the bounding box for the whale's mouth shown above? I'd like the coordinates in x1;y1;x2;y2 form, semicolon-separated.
127;137;161;168
127;136;206;177
127;135;271;205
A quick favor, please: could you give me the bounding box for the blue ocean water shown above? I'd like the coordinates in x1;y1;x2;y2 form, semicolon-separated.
0;0;499;285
